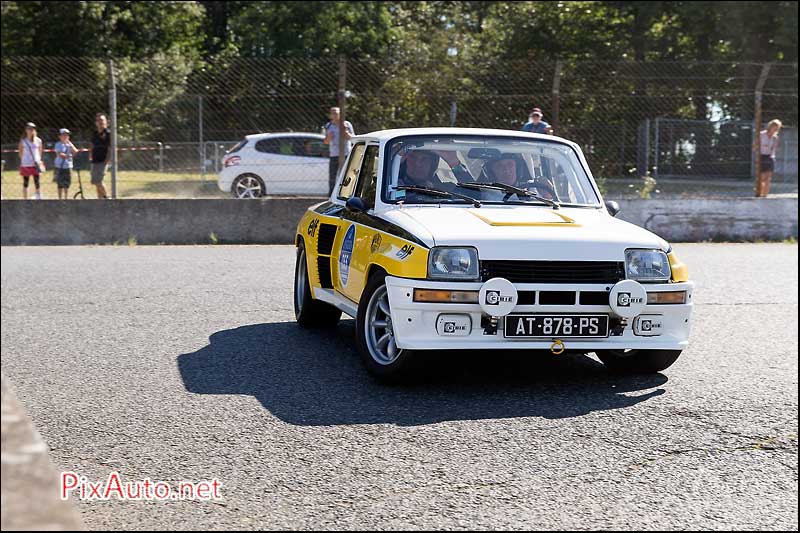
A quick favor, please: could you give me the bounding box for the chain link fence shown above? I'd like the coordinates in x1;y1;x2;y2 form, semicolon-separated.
1;56;797;199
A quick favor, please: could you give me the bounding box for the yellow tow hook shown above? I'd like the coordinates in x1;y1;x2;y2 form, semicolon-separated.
550;339;565;355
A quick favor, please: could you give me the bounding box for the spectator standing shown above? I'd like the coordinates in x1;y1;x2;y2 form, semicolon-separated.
89;113;110;199
521;108;553;135
323;107;354;194
756;119;782;196
18;122;44;200
53;128;79;200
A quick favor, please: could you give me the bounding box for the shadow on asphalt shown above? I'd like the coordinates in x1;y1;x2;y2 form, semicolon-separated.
177;321;668;426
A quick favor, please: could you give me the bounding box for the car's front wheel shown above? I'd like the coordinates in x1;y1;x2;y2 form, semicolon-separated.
596;349;682;374
294;242;341;327
356;272;417;382
232;174;265;199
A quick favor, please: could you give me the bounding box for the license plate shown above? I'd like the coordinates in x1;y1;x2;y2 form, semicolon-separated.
504;314;609;338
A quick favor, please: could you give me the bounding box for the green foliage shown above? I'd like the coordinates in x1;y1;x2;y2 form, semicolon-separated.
3;1;796;63
0;0;796;161
1;1;204;59
228;1;397;58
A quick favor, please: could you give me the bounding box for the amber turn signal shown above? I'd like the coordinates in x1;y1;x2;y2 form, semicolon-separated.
647;291;687;305
413;289;479;303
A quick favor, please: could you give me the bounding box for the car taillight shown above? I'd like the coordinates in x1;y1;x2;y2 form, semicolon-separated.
224;156;241;167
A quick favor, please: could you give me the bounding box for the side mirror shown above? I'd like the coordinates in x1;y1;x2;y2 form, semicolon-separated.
605;200;621;217
345;196;367;213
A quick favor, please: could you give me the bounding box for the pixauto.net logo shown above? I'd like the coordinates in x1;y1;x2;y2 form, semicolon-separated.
61;472;222;502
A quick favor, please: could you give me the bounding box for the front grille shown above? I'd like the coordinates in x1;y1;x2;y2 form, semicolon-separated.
539;291;576;305
481;260;625;284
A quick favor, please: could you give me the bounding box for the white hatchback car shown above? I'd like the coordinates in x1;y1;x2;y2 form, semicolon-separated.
218;132;330;198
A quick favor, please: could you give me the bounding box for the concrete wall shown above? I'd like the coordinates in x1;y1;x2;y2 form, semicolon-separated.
0;198;321;246
615;197;798;242
1;197;797;246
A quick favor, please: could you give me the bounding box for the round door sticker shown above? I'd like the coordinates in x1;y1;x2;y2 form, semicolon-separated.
338;224;356;287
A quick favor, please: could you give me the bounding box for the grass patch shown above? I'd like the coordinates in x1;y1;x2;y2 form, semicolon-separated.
1;170;225;199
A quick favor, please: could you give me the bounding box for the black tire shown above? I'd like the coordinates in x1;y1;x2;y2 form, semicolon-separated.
596;349;682;374
356;272;417;382
294;242;341;327
232;174;266;199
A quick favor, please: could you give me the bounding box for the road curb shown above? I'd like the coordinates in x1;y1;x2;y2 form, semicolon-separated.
1;374;84;531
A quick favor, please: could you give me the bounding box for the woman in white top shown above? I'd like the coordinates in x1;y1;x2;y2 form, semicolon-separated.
756;119;782;196
18;122;45;200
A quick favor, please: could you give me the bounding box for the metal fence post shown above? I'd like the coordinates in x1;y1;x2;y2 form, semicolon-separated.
653;117;660;179
214;142;219;173
199;95;205;180
337;56;347;172
450;101;457;127
753;63;772;197
552;60;563;133
644;118;650;175
108;59;118;199
157;142;164;172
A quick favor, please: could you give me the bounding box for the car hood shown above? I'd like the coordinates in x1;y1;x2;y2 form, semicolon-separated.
379;205;668;261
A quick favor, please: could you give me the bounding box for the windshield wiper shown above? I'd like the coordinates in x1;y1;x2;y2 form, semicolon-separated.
394;185;482;207
455;182;559;209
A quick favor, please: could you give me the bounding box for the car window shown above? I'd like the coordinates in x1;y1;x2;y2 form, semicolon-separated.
355;145;379;209
294;137;328;158
337;143;366;200
255;139;278;153
255;138;293;154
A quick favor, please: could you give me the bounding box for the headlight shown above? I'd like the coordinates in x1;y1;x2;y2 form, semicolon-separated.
427;247;479;280
625;249;671;282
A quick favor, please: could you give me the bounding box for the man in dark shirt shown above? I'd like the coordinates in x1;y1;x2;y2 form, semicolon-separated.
89;113;110;199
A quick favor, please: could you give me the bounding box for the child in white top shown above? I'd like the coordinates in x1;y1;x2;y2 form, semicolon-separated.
18;122;44;200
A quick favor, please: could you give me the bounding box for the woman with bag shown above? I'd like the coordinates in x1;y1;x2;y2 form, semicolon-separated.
18;122;45;200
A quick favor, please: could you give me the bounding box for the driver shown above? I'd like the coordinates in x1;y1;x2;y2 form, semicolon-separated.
398;149;474;188
399;150;439;187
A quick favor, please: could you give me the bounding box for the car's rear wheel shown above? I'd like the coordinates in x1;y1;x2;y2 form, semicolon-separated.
232;174;265;199
356;272;417;382
294;242;341;327
596;349;682;374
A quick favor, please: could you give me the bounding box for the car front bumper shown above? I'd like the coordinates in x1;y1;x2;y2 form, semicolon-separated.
384;276;693;351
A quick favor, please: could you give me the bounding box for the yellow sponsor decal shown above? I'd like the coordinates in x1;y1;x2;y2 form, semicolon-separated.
467;209;579;227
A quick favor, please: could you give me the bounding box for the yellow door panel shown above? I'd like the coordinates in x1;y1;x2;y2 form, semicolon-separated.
297;207;431;304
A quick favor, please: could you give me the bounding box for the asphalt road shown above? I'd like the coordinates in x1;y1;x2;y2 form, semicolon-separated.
1;243;797;530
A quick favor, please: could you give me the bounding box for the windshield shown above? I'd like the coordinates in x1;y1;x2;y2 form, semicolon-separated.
381;135;600;206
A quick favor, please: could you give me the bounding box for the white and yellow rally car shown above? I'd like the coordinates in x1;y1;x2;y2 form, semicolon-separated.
294;128;693;380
